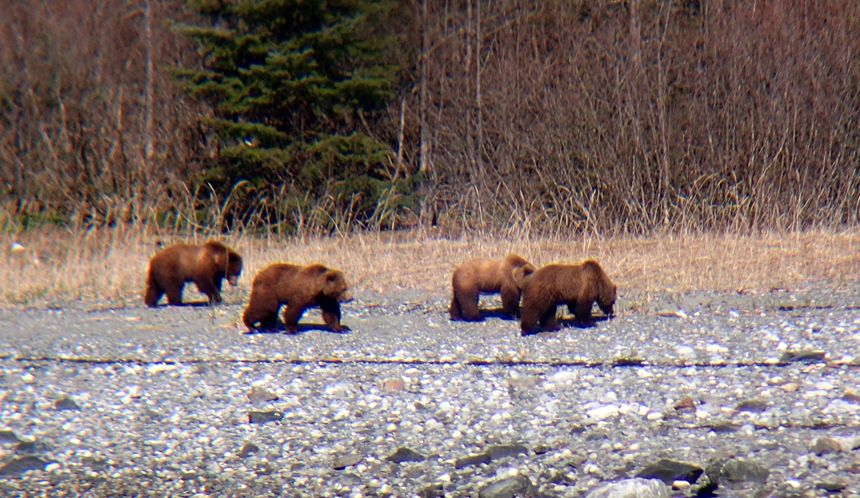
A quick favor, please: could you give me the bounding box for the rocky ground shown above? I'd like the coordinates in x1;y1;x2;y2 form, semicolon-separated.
0;285;859;497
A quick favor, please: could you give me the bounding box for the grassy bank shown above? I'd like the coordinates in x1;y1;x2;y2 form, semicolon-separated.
2;227;858;307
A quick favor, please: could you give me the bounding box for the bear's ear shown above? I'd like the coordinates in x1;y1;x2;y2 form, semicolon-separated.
324;271;338;283
522;264;535;277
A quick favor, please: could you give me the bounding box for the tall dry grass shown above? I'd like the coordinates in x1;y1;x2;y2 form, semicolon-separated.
2;226;858;308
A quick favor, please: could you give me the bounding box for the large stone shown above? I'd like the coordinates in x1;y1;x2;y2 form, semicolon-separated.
385;447;426;463
635;458;703;484
0;430;20;444
703;456;770;491
811;437;843;455
586;478;671;498
247;387;279;403
778;350;826;363
734;398;768;413
478;475;537;498
0;455;50;476
455;452;491;469
248;410;282;424
485;444;528;460
238;442;259;458
332;452;363;470
54;396;81;411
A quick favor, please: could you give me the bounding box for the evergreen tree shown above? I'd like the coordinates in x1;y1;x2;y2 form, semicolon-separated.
175;0;411;231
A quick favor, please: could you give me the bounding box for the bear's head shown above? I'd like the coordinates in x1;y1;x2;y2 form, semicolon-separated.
207;241;243;285
224;252;243;286
323;269;354;303
597;280;616;317
512;263;536;289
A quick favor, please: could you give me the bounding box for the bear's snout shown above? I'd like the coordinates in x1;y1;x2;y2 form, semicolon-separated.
338;290;354;303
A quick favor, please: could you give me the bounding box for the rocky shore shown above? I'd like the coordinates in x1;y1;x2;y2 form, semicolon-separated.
1;286;859;497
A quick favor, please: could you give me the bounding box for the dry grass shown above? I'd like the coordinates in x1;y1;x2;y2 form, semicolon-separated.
2;226;859;307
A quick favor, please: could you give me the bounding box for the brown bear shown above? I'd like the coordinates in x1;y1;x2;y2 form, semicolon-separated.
242;263;354;333
449;253;536;321
520;259;616;335
144;240;243;307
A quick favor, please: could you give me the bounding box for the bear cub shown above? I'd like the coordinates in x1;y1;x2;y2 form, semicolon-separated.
144;240;243;306
449;253;536;321
520;259;616;335
243;263;353;333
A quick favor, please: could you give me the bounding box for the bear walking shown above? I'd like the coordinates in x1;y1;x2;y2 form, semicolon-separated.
520;259;616;335
449;254;535;321
144;241;243;306
243;263;353;333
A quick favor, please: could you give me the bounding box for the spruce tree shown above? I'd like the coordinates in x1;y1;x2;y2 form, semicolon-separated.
175;0;408;230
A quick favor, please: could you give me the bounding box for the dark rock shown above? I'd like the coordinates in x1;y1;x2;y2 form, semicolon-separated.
635;458;703;484
674;396;696;412
507;376;537;388
248;410;282;424
532;445;551;455
337;472;362;485
545;468;577;485
0;429;20;444
385;447;426;463
735;398;768;413
704;456;770;490
143;407;166;420
332;452;362;470
706;421;740;433
485;444;528;460
778;350;826;363
238;442;259;458
811;437;843;455
816;481;847;492
54;396;81;411
15;440;48;454
842;390;860;404
612;357;644;366
455;452;491;469
693;480;719;497
478;475;537;498
247;387;279;403
585;478;670;498
0;455;50;476
417;483;445;498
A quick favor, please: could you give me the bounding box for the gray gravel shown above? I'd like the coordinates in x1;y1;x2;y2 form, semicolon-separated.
1;286;859;497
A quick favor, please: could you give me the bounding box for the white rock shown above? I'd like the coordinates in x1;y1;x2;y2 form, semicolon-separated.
549;371;578;383
675;346;695;357
587;405;619;420
586;478;671;498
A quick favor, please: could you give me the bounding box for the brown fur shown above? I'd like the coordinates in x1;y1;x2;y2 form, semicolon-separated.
449;254;536;321
520;259;616;335
144;241;243;306
242;263;354;333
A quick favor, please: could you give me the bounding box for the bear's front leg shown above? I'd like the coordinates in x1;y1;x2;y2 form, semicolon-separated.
320;299;348;333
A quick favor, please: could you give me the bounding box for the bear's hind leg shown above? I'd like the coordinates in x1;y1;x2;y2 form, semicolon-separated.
281;304;307;334
455;287;482;321
164;282;185;305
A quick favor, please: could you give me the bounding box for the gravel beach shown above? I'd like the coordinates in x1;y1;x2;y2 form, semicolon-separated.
1;285;859;497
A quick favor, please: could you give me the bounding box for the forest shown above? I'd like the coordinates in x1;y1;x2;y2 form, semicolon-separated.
2;0;859;236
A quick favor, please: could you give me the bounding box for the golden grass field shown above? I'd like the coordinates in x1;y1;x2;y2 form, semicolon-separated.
2;226;859;307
